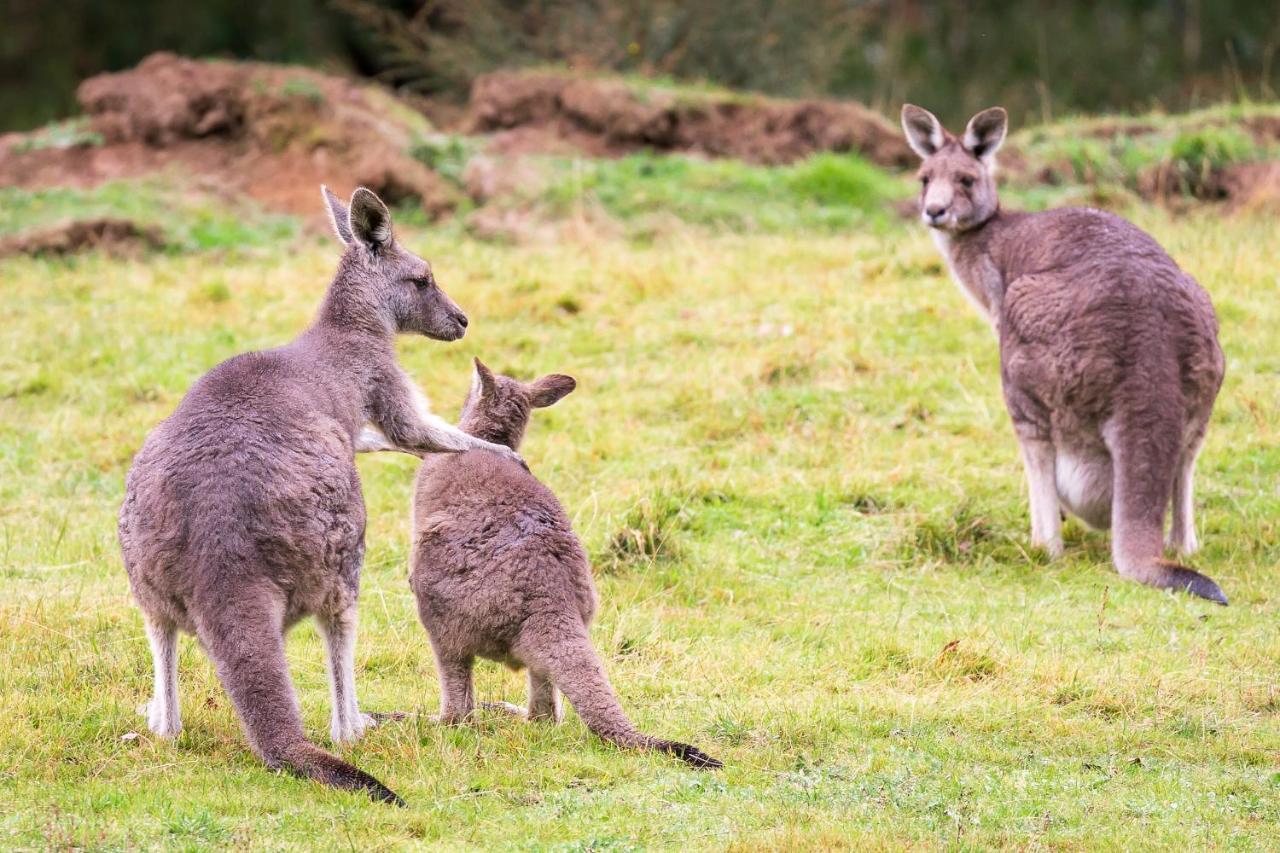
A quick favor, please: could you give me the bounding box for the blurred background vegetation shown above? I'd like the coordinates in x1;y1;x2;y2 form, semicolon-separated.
4;0;1278;130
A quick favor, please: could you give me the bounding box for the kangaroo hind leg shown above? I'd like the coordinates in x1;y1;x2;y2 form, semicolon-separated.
140;612;181;739
1167;429;1207;556
1106;416;1225;604
527;669;561;722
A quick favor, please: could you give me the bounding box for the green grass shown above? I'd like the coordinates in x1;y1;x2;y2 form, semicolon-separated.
0;183;299;252
1;180;1278;849
1013;102;1280;195
536;151;907;233
410;134;481;188
409;143;908;237
10;117;104;153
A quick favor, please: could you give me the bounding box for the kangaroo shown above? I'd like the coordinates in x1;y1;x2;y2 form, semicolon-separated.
408;360;722;768
117;186;523;805
901;104;1226;604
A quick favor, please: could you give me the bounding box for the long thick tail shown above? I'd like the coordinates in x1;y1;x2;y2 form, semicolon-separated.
195;588;405;804
1110;416;1227;605
525;623;722;769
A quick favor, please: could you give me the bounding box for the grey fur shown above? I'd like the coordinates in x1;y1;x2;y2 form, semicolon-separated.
118;186;523;806
902;104;1227;604
409;360;722;768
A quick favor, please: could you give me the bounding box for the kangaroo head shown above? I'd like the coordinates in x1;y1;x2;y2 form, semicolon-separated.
901;105;1007;234
320;186;469;340
459;358;576;450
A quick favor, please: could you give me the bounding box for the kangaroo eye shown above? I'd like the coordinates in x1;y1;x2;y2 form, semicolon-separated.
960;176;975;188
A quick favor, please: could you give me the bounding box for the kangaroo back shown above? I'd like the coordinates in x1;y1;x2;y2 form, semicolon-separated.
519;621;721;769
194;580;403;805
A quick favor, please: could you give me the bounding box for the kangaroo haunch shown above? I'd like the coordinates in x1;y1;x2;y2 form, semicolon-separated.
902;104;1226;604
409;360;723;769
118;186;521;805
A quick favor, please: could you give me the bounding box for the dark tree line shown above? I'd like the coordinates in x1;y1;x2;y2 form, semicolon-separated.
3;0;1278;129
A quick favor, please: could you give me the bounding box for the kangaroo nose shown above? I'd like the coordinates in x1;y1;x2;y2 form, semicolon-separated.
926;204;948;219
455;312;469;328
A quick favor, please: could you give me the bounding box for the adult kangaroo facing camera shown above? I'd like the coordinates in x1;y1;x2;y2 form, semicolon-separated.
118;186;521;805
902;104;1226;604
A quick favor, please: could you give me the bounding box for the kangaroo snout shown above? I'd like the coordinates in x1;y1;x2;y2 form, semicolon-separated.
440;310;468;341
925;204;949;225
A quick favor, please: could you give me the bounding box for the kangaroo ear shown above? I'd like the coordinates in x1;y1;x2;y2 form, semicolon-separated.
321;185;353;245
472;357;499;400
901;104;946;159
963;107;1008;164
348;187;393;252
528;374;576;408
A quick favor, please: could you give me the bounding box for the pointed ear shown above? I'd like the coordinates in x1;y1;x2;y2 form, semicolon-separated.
901;104;946;159
348;187;393;252
963;107;1008;164
321;185;353;245
528;374;576;408
472;357;499;400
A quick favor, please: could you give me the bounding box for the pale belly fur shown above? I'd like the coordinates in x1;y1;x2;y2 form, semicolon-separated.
1054;449;1113;530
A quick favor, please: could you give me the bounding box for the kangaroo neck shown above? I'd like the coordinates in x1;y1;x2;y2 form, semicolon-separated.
314;292;395;339
931;208;1008;331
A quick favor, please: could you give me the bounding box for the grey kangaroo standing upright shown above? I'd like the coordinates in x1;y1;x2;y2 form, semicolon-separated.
409;360;722;768
118;186;522;805
901;104;1226;603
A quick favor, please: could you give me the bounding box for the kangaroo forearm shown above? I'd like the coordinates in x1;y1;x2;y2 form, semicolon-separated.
353;424;422;457
380;413;482;455
369;374;519;464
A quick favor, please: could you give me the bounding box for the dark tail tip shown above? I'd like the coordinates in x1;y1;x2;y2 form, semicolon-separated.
282;742;406;806
656;740;724;770
364;778;407;807
1160;561;1228;606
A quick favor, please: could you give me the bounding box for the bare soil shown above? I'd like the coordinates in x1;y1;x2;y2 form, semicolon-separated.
4;55;1274;223
0;52;458;219
465;71;914;168
0;218;165;258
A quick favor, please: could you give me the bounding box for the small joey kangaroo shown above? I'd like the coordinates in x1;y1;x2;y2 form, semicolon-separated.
901;104;1226;604
409;360;722;769
118;186;522;805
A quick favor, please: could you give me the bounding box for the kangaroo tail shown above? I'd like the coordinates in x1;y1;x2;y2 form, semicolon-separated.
1119;556;1227;605
526;624;722;769
1110;417;1227;606
195;588;405;804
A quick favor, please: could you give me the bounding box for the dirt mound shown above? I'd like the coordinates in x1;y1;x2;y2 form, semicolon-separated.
1157;159;1280;211
1136;156;1280;211
467;71;913;167
0;218;165;258
0;53;457;219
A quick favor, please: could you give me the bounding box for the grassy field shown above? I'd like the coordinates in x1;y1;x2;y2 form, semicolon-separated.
1;170;1278;850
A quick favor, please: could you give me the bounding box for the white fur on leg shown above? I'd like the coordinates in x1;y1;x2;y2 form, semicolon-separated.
141;615;181;739
1167;445;1201;555
319;609;373;745
1019;436;1064;557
